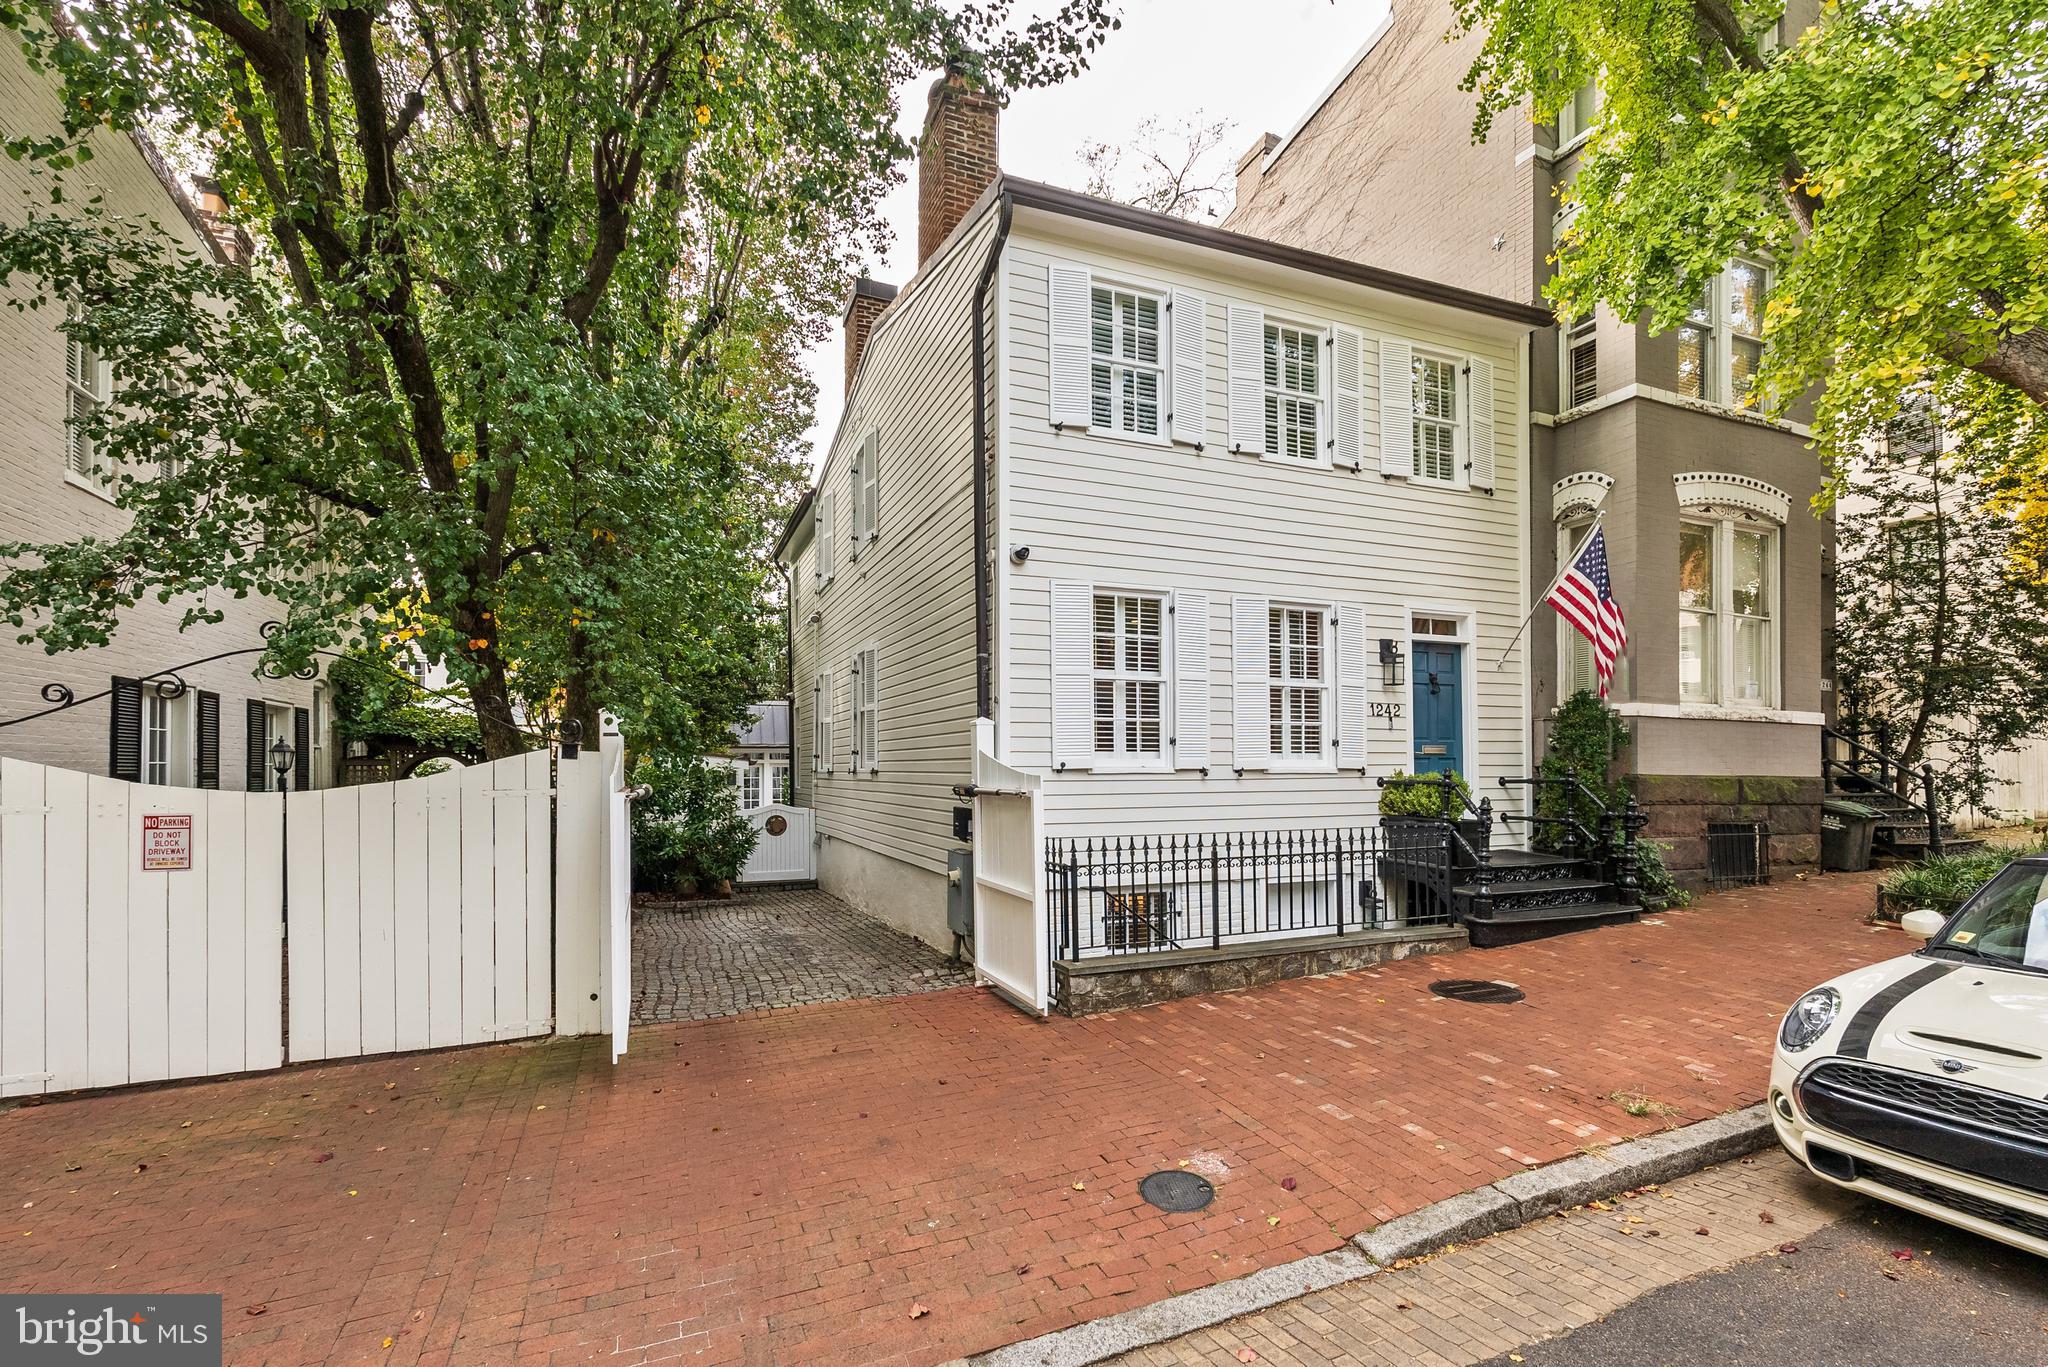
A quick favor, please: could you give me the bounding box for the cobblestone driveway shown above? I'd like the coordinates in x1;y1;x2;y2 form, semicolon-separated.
631;886;973;1022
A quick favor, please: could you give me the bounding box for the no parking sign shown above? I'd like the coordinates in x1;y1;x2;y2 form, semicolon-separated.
141;813;193;871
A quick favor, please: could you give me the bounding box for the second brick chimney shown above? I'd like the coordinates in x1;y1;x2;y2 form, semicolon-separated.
842;276;898;396
918;67;1000;266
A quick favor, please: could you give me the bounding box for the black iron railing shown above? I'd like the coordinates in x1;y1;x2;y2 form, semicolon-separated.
1496;771;1646;906
1045;826;1455;961
1822;724;1943;856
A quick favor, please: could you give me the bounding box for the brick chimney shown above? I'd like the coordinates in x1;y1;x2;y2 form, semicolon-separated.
842;276;898;395
918;67;1001;266
1234;133;1279;209
190;174;252;266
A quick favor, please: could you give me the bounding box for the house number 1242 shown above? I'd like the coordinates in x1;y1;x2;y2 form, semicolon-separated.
1369;701;1404;726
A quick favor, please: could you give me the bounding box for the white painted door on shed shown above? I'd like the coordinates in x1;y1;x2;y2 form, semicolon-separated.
283;749;553;1063
739;803;815;884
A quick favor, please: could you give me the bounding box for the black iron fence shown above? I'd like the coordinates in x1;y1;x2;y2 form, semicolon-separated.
1045;826;1458;961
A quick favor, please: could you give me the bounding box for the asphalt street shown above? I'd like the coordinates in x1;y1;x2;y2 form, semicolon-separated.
1477;1192;2048;1367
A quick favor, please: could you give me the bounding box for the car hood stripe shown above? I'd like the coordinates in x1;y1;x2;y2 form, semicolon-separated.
1839;962;1956;1058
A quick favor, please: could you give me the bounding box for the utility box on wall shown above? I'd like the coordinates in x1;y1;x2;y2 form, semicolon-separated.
946;848;975;938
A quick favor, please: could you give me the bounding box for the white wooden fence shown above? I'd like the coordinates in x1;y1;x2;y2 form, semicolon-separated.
1;758;284;1095
283;751;554;1062
0;738;630;1096
739;803;815;884
970;721;1047;1014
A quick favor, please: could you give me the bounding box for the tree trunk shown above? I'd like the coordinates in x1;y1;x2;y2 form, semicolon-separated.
562;627;603;757
467;661;525;761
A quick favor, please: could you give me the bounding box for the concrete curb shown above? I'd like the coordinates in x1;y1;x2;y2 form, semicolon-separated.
969;1104;1774;1367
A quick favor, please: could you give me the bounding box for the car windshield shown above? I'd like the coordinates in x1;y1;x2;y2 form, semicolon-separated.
1930;863;2048;973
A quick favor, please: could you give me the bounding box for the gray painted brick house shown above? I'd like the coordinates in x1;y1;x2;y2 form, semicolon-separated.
1228;2;1833;886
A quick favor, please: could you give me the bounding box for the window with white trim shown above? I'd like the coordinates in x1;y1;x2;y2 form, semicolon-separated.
738;764;764;809
145;692;171;785
1262;322;1322;463
852;646;878;772
65;309;111;486
1556;519;1603;697
1411;353;1462;483
1678;516;1778;707
1675;260;1768;407
1267;604;1329;760
1089;286;1164;438
1091;591;1165;762
811;669;833;773
1555;80;1601;147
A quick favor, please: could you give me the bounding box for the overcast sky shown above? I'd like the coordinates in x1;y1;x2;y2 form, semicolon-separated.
796;0;1394;467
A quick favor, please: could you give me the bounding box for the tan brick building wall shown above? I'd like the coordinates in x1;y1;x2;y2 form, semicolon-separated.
0;44;329;789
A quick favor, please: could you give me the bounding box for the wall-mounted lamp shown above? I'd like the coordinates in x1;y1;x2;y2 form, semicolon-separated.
1378;638;1406;689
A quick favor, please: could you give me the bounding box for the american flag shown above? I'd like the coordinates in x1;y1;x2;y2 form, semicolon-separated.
1548;526;1627;696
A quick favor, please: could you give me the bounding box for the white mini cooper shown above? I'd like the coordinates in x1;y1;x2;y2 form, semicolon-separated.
1771;854;2048;1258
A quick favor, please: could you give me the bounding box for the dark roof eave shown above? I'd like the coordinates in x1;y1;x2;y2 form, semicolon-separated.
1000;176;1555;330
773;486;815;563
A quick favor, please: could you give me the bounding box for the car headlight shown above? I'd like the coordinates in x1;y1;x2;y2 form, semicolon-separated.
1780;987;1842;1052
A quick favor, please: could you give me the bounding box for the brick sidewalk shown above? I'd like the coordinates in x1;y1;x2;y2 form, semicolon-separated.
0;873;1895;1366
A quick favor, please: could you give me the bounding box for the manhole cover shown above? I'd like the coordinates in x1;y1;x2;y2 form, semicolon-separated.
1138;1170;1215;1212
1429;978;1526;1005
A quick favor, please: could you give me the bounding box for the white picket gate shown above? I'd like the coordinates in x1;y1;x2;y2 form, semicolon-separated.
0;738;630;1096
283;751;554;1062
969;721;1048;1014
1;757;284;1095
739;803;815;884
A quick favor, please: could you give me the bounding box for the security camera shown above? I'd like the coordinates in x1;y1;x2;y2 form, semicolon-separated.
1009;545;1031;564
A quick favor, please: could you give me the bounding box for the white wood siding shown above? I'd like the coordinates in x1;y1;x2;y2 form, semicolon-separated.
1001;229;1530;836
787;213;997;877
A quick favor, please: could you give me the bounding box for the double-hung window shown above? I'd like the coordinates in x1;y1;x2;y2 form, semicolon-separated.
1675;260;1769;407
1263;322;1322;463
1411;353;1462;483
1089;286;1164;438
145;692;172;785
65;310;111;486
1090;591;1165;762
1563;313;1598;408
1267;604;1329;762
1679;517;1778;707
1555;80;1601;148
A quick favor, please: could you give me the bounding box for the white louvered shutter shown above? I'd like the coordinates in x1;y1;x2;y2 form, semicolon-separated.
858;646;879;772
1466;356;1497;490
847;445;865;551
1335;604;1368;769
815;670;833;773
1232;595;1270;771
1170;289;1208;448
862;430;881;539
1227;305;1266;455
1049;264;1095;428
1171;590;1210;769
814;490;835;588
843;660;858;770
1050;581;1094;770
1379;337;1414;478
1332;325;1364;471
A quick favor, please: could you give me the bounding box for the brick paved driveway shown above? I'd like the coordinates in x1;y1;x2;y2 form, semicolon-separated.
631;887;972;1023
1;872;1897;1366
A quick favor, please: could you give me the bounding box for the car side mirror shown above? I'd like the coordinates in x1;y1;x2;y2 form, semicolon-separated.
1900;908;1947;940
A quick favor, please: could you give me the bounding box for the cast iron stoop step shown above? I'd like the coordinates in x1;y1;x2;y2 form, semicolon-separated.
1453;844;1638;948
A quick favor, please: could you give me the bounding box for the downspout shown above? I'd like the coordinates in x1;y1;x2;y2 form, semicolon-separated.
970;192;1014;722
776;560;796;799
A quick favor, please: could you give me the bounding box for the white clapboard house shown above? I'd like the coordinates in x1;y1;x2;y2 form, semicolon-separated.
778;74;1561;1012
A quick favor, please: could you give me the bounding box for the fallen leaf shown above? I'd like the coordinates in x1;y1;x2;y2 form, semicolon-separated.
244;1305;267;1317
1015;1266;1030;1276
348;1189;359;1197
1891;1249;1914;1261
908;1303;930;1320
1779;1243;1801;1254
1759;1211;1775;1225
1395;1301;1412;1311
180;1121;192;1129
314;1153;334;1164
1072;1182;1086;1191
1281;1178;1297;1192
1696;1227;1710;1236
63;1164;81;1174
133;1164;148;1174
1267;1216;1280;1227
363;1106;377;1115
384;1082;397;1090
1235;1351;1260;1364
534;1104;546;1112
382;1337;394;1350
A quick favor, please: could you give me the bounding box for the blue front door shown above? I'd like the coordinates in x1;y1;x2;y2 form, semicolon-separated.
1412;644;1464;775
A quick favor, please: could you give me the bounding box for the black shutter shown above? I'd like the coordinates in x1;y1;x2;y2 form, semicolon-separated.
109;677;143;781
294;706;311;791
196;691;221;789
245;700;267;791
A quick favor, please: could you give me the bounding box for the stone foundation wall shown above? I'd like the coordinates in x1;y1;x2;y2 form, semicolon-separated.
1632;775;1823;891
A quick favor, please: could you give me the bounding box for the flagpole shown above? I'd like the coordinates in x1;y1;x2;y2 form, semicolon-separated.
1493;509;1605;670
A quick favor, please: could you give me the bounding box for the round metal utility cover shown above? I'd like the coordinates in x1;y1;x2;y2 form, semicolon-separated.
1138;1170;1215;1212
1429;978;1526;1005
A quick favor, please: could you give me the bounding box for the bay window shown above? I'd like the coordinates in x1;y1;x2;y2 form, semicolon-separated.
1678;516;1778;707
1675;260;1769;408
1091;591;1165;762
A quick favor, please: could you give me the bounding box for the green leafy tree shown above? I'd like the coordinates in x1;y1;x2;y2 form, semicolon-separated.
629;753;757;894
1448;0;2048;451
1835;384;2048;807
0;0;1116;758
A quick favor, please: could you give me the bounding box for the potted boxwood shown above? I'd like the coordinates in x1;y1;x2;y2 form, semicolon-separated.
1379;769;1487;871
